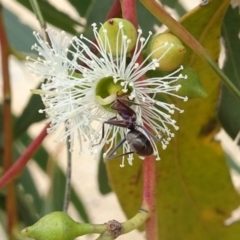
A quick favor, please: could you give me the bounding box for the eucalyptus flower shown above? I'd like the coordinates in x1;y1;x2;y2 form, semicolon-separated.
27;21;187;167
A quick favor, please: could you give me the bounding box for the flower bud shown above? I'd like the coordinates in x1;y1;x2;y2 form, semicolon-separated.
98;18;137;56
177;67;207;99
149;33;186;72
21;212;85;240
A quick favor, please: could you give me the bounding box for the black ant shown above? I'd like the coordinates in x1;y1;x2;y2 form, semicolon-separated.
95;96;160;159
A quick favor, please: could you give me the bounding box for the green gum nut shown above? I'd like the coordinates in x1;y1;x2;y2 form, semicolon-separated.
21;212;88;240
177;67;208;99
98;18;137;56
149;33;186;72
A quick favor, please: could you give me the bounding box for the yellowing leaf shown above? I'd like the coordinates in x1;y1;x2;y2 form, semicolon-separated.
106;0;240;239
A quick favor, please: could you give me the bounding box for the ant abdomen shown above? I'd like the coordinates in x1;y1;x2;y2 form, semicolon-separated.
127;130;153;156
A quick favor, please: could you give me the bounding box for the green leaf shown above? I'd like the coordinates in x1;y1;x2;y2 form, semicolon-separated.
218;6;240;139
177;67;208;99
98;152;112;195
49;164;66;212
2;7;36;55
161;0;179;8
137;1;163;34
28;137;90;221
67;0;94;17
16;0;81;35
17;170;41;225
225;152;240;175
0;101;90;224
18;167;43;219
71;188;90;222
42;161;90;222
17;132;90;222
106;1;240;239
13;92;45;139
13;132;50;220
160;0;186;16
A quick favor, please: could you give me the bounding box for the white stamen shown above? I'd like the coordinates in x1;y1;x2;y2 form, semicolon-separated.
27;24;188;166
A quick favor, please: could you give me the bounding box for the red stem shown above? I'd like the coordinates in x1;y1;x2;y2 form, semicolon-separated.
121;0;145;77
121;1;158;239
0;125;48;189
142;155;158;240
0;3;17;233
106;0;122;20
121;0;138;28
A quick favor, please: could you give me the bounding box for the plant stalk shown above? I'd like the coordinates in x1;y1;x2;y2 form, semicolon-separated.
142;155;158;240
63;128;72;213
121;0;138;28
106;0;122;19
0;3;17;234
121;1;158;239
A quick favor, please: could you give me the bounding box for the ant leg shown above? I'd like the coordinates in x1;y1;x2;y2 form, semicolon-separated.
106;137;127;159
107;151;135;160
116;97;151;108
92;117;116;147
92;119;128;147
92;121;107;147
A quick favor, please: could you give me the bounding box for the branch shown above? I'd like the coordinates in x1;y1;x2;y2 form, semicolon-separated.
106;0;122;20
142;155;158;240
0;2;17;233
121;0;138;28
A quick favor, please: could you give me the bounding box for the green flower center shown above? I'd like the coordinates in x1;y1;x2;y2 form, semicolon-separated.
95;76;131;111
